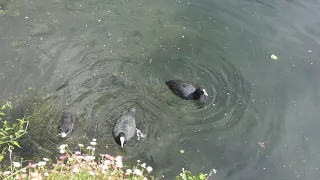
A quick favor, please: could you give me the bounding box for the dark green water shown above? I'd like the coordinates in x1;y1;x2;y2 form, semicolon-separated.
1;0;320;179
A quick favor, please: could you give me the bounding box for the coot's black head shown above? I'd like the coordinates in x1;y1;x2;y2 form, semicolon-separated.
58;125;72;138
195;88;205;95
115;132;126;148
192;88;208;100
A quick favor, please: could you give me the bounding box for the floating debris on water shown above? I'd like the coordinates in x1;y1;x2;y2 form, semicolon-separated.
11;40;27;47
212;169;217;174
258;142;265;148
136;129;145;140
180;150;185;154
271;54;278;60
207;168;217;178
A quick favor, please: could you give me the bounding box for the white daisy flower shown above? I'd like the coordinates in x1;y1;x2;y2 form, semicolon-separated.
101;165;108;170
73;166;79;173
12;162;21;168
3;171;11;176
115;156;122;162
126;169;132;174
141;163;146;168
147;166;153;173
115;161;123;168
134;169;142;176
37;161;46;167
104;160;111;165
59;144;67;150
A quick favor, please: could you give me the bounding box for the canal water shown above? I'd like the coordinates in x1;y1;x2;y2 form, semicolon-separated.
1;0;320;179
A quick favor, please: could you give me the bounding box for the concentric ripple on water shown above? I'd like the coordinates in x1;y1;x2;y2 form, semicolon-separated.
23;44;252;175
130;50;253;177
139;53;251;134
43;50;162;158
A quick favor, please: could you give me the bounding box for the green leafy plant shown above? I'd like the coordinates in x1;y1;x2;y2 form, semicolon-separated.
0;102;28;162
0;100;213;180
176;168;208;180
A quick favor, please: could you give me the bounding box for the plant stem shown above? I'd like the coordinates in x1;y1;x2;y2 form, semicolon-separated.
9;145;13;176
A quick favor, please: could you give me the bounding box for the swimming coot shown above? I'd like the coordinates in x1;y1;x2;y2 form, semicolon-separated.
57;112;75;138
112;107;137;148
165;79;208;100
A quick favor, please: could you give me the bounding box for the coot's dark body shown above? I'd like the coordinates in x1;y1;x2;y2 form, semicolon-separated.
57;112;75;138
112;107;137;148
165;80;208;100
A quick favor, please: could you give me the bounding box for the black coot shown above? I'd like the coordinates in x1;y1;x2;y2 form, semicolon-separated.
57;112;75;138
165;79;208;100
112;107;137;148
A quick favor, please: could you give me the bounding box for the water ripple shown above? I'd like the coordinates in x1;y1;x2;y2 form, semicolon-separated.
139;54;251;135
49;50;164;158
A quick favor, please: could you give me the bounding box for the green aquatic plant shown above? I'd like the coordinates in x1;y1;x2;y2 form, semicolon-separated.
0;102;28;162
176;168;208;180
